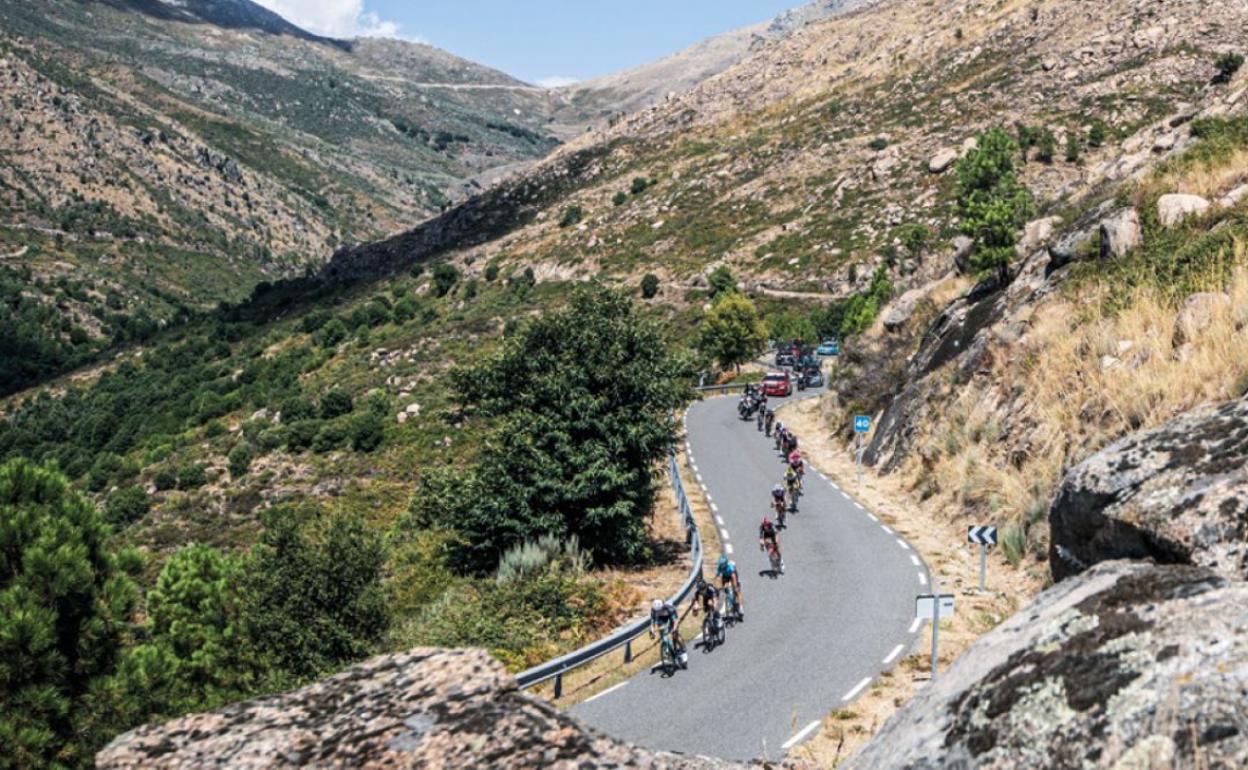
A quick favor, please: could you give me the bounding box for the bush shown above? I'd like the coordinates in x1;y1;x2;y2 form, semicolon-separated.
153;467;177;492
462;279;478;300
432;262;459;297
612;191;628;206
285;420;321;451
319;388;354;419
1036;129;1056;164
640;273;660;299
868;137;889;151
630;177;649;195
558;206;583;228
312;421;348;453
316;318;348;348
1065;132;1081;163
484;263;500;282
392;296;418;322
1088;119;1108;148
228;445;252;477
280;396;316;422
105;484;151;526
496;535;590;584
1214;52;1244;83
348;412;385;452
955;125;1035;280
708;265;736;298
176;464;207;490
0;460;138;767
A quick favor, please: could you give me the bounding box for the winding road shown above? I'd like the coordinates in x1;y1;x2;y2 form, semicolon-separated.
573;392;930;762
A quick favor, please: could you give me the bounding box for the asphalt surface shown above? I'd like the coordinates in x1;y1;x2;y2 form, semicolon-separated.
573;391;930;762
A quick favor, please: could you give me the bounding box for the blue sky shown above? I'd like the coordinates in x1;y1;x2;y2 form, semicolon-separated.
255;1;806;84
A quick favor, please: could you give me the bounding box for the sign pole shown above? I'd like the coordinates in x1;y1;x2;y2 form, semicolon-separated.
979;543;987;592
930;571;940;681
855;433;862;485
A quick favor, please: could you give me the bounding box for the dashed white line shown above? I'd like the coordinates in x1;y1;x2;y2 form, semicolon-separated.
883;644;905;665
583;681;629;704
897;539;911;551
881;524;894;535
918;572;928;586
909;618;923;634
720;528;730;541
700;483;709;493
867;513;879;522
842;677;872;702
830;482;840;491
853;502;864;511
692;463;699;473
710;502;719;512
910;554;921;567
696;473;704;484
726;543;735;554
781;720;822;750
715;515;725;526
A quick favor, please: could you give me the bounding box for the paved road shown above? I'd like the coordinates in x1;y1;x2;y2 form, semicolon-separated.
574;392;929;762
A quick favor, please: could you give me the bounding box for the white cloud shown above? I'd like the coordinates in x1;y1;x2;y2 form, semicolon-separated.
535;76;579;89
252;0;404;39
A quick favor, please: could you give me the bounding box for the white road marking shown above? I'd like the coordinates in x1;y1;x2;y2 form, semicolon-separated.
700;483;709;493
716;516;725;526
881;524;894;535
720;528;730;541
830;482;840;491
583;681;629;704
918;572;928;586
910;555;921;567
853;502;864;510
840;491;852;501
883;644;905;665
843;677;872;702
692;463;699;473
909;618;923;634
897;540;911;551
710;502;719;513
867;513;878;522
726;543;735;554
818;471;828;481
781;720;822;750
696;473;704;484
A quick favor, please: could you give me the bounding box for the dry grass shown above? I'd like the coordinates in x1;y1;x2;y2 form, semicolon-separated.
1144;145;1248;201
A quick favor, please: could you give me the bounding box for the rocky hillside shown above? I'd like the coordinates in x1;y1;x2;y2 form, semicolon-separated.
0;0;562;392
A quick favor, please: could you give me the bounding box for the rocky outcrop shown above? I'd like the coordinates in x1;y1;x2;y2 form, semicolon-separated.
97;649;748;770
1158;193;1211;227
928;147;959;174
1172;291;1231;347
846;561;1248;769
1049;396;1248;582
951;235;975;274
1099;207;1143;258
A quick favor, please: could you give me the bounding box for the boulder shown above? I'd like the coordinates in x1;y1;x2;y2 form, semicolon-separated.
1172;291;1231;347
97;649;746;770
951;235;975;274
1047;227;1095;269
883;287;926;332
1098;207;1142;259
1048;396;1248;582
1218;184;1248;209
1015;216;1061;256
928;147;959;174
848;561;1248;770
1157;193;1211;227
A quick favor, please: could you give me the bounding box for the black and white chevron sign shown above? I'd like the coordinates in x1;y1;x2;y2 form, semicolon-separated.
968;525;998;546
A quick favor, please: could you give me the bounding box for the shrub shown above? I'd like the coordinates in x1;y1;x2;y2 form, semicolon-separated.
176;464;207;490
280;396;317;422
349;411;385;452
496;535;590;584
0;460;138;767
228;445;252;477
312;421;348;453
484;263;500;282
432;262;459;297
1088;119;1108;148
955;125;1035;280
153;467;177;492
612;191;628;206
708;265;736;298
630;177;649;195
316;318;348;348
1214;52;1244;83
1036;129;1057;164
319;388;354;419
1065;132;1081;163
462;279;478;300
1000;525;1027;566
392;296;418;322
640;273;660;299
868;137;889;151
105;484;151;526
558;206;583;228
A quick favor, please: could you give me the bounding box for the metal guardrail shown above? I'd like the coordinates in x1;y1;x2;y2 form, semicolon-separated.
515;448;705;697
694;382;752;394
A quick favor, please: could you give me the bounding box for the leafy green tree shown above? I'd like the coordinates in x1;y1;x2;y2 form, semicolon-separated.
698;292;767;372
105;484;151;526
0;459;138;768
242;508;388;680
348;411;385;452
630;177;649;195
484;263;500;282
316;318;348;348
408;288;691;572
319;388;354;419
1088;119;1108;148
767;310;817;344
707;265;737;298
640;273;660;299
228;445;252;478
900;223;931;259
432;263;460;297
955;126;1035;281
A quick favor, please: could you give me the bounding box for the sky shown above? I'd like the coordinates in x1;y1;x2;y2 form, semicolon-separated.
251;1;807;85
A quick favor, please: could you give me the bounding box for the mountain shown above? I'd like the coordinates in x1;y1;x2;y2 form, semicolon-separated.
551;0;873;127
0;0;564;392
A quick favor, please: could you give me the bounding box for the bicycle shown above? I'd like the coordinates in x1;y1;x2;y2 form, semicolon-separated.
723;584;744;623
701;602;726;651
773;496;787;528
658;626;687;674
763;540;784;576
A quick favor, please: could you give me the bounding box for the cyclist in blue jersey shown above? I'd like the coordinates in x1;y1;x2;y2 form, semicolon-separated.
716;554;744;620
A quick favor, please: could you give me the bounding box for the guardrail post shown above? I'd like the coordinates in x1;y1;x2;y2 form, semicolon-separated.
624;639;633;663
554;672;563;699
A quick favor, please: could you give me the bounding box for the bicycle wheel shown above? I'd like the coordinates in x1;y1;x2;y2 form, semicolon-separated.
661;639;675;674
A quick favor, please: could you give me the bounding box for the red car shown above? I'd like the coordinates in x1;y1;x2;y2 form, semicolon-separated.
761;371;792;397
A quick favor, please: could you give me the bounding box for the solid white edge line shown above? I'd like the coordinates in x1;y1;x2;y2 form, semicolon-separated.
842;677;872;702
918;572;928;585
883;644;905;665
726;543;734;554
582;680;629;704
909;618;922;633
782;720;822;750
910;554;921;567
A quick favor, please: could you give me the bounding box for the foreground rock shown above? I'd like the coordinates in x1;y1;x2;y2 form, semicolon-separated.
847;561;1248;769
1099;207;1143;258
1157;193;1211;227
97;649;748;769
1048;396;1248;581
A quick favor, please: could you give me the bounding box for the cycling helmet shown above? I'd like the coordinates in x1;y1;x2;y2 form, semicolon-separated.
652;599;663;612
762;516;772;529
717;554;728;570
773;483;783;493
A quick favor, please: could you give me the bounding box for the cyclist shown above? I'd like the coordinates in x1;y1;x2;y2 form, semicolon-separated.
691;578;720;618
759;516;783;573
785;465;801;501
649;598;687;663
715;554;744;620
789;449;804;476
771;482;786;516
774;422;786;451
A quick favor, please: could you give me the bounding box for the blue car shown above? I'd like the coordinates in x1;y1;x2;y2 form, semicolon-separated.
817;339;840;356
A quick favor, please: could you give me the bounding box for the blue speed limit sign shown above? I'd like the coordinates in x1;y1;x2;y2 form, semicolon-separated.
854;416;871;434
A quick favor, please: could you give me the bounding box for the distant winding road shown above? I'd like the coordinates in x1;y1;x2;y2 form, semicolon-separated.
574;392;930;761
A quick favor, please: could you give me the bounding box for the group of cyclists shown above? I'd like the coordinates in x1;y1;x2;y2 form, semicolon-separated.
649;391;810;672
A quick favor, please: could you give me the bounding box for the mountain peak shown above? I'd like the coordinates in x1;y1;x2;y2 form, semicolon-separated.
100;0;331;42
